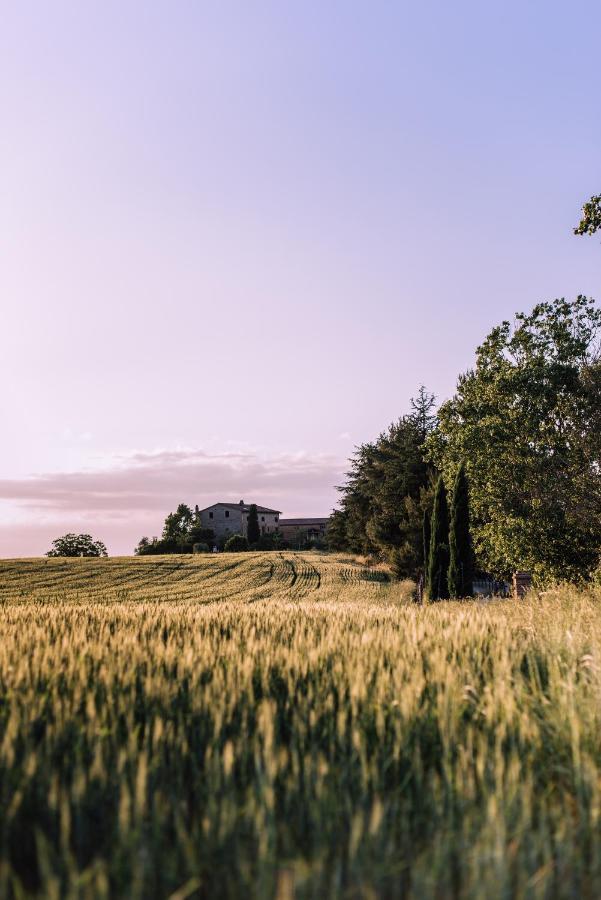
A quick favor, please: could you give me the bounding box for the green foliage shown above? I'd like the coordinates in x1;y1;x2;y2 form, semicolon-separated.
192;542;210;553
427;296;601;582
46;533;107;557
422;507;431;577
136;504;214;554
427;477;450;600
224;534;249;552
247;504;260;545
334;387;436;576
574;193;601;236
326;509;347;551
448;463;473;598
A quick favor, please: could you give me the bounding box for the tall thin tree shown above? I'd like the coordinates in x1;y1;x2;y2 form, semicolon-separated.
427;476;450;600
422;507;431;574
448;463;474;598
247;504;261;545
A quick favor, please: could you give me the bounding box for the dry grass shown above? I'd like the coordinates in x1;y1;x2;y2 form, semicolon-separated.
0;553;601;897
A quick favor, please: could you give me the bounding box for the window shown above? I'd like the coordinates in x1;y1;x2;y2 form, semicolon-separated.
209;511;213;519
225;510;230;518
261;516;265;522
275;516;279;522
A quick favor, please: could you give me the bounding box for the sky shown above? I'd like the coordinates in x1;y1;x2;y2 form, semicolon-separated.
1;1;599;557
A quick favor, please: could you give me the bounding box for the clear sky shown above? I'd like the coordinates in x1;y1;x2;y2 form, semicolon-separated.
1;1;599;556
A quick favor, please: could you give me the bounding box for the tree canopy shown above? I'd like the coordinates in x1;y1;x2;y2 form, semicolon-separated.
47;534;108;558
247;504;260;545
426;296;601;583
330;387;436;577
136;505;214;555
575;194;601;237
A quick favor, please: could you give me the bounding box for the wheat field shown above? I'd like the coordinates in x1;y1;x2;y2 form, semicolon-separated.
1;552;601;898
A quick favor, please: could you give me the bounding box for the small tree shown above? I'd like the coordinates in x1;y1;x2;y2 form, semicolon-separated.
47;534;108;558
247;504;260;545
427;477;450;600
448;463;473;598
224;534;249;552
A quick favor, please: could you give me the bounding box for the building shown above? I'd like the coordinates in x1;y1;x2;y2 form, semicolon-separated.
278;517;330;545
198;501;281;541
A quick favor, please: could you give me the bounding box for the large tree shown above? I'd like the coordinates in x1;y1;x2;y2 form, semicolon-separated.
427;296;601;582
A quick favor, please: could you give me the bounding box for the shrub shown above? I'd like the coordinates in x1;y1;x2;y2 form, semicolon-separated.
46;534;107;558
224;534;249;552
192;542;210;554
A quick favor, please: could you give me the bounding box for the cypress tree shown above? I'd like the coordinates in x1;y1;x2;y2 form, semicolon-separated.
247;504;261;545
427;476;450;600
448;463;473;597
422;507;431;574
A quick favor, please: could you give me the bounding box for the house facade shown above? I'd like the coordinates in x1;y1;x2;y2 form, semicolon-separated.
199;501;281;541
278;517;330;545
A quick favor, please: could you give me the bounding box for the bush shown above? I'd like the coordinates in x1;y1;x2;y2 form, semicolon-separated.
46;534;108;558
192;542;210;554
224;535;249;552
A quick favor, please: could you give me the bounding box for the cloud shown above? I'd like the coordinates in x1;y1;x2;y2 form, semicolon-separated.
0;448;345;557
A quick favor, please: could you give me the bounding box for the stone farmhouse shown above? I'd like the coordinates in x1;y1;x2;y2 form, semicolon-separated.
278;518;329;544
199;501;281;541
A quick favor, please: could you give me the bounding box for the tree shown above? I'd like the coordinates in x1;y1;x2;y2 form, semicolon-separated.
135;504;214;555
247;504;260;545
427;296;601;582
427;477;450;600
224;534;249;552
575;194;601;237
47;534;108;558
422;507;431;576
162;503;194;549
334;387;437;576
448;463;473;598
326;510;347;551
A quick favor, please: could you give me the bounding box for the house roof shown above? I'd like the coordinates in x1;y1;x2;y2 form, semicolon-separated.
199;502;282;515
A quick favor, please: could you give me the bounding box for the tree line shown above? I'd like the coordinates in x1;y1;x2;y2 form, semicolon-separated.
330;296;601;589
329;194;601;590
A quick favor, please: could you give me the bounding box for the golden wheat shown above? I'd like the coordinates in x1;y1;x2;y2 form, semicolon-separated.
0;553;600;897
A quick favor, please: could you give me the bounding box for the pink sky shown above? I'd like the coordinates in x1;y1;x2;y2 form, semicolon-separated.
1;2;599;556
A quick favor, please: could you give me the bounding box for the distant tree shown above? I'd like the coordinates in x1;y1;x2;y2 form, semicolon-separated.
247;504;261;545
135;504;214;555
575;194;601;237
224;534;249;552
427;477;450;600
162;503;194;548
47;534;107;558
448;463;473;598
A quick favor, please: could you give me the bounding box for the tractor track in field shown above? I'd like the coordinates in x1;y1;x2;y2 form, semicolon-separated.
0;552;392;606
